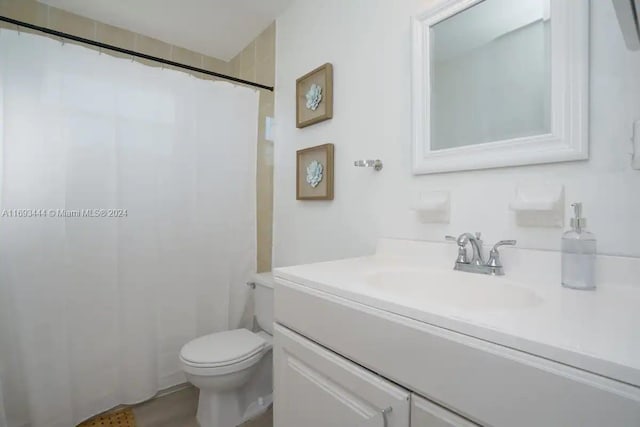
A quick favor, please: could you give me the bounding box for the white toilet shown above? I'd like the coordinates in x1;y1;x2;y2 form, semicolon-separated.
179;273;274;427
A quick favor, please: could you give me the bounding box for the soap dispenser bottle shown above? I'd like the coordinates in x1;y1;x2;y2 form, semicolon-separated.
561;202;596;290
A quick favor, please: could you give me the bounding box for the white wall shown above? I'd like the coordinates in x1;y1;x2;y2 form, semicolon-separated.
273;0;640;267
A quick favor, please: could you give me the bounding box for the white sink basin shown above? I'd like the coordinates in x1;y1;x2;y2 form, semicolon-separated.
365;269;543;310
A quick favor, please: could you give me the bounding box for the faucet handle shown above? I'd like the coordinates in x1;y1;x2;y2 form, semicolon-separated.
487;240;516;268
491;240;516;252
445;235;468;264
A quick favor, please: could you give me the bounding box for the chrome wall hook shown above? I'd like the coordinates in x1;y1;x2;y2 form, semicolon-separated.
354;159;383;171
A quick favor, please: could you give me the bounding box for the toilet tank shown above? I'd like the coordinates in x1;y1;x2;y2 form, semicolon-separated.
253;273;275;335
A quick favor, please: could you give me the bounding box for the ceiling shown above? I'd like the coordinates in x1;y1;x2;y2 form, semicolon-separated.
38;0;292;61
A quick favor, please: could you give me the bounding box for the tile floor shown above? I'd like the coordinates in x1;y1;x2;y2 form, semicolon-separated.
132;386;273;427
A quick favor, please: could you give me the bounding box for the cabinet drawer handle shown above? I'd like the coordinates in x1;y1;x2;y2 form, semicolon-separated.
381;406;392;427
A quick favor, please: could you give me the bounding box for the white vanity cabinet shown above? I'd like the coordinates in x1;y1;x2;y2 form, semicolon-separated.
274;324;411;427
273;274;640;427
411;395;477;427
274;323;477;427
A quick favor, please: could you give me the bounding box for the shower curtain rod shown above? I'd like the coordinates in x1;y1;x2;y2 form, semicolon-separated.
0;15;275;92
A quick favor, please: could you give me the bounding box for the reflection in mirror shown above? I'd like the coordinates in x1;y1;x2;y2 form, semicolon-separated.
430;0;550;151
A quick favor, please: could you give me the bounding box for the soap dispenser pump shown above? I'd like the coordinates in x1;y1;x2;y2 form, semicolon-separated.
561;202;596;290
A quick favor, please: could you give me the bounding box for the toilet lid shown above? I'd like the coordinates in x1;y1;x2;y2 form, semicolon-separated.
180;329;266;367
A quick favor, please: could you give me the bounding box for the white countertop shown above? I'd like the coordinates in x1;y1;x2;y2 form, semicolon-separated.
274;239;640;388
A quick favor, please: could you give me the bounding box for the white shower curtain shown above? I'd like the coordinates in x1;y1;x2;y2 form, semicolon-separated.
0;29;258;427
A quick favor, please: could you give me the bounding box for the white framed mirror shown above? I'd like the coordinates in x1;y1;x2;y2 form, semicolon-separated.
411;0;589;174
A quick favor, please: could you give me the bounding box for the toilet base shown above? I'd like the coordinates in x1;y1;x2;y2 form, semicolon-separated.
180;329;274;427
196;388;242;427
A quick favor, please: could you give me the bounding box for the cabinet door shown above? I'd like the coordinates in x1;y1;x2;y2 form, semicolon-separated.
274;324;410;427
411;394;478;427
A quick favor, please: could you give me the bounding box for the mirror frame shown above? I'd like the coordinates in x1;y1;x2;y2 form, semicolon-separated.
411;0;589;175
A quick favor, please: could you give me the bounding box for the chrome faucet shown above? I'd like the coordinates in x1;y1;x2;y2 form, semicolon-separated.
445;233;516;276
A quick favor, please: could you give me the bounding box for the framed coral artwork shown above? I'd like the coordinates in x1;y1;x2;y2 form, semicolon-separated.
296;144;334;200
296;63;333;128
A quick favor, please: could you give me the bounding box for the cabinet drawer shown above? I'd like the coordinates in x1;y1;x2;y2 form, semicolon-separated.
274;323;410;427
275;279;640;427
411;394;478;427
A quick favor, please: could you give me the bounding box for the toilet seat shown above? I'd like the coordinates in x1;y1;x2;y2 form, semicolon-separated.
180;329;267;376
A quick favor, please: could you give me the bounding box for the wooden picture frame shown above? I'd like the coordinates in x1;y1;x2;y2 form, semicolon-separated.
296;144;334;200
296;63;333;128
